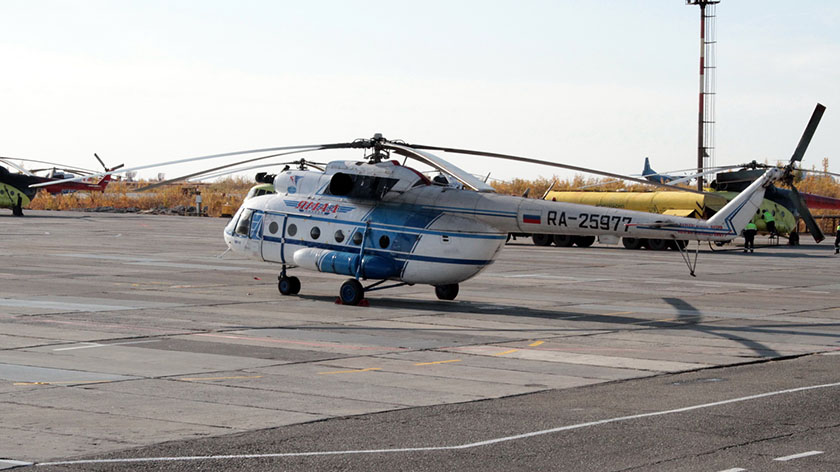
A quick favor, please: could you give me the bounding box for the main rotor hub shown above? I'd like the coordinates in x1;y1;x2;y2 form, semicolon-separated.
365;133;389;163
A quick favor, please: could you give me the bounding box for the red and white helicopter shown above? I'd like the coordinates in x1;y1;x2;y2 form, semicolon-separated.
34;105;823;305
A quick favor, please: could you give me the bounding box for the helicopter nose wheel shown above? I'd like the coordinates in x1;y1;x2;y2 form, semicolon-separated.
278;275;301;295
434;284;459;301
339;279;365;305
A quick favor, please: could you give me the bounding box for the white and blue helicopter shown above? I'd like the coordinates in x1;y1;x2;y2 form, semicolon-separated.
33;105;823;305
218;135;783;305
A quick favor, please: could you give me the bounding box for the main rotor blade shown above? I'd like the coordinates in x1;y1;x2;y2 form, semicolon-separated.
28;167;95;176
196;159;328;181
407;144;706;194
790;103;825;164
798;168;840;179
789;184;825;243
0;157;99;174
664;164;748;186
383;143;496;192
0;158;35;176
30;142;352;188
135;149;322;192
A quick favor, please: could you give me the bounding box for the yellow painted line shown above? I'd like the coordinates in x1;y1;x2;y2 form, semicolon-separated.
14;380;113;386
529;341;544;347
414;359;461;366
602;311;634;317
179;375;263;381
494;349;519;356
318;367;381;375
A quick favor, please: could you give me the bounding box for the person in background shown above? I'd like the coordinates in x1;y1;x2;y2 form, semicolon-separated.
835;223;840;254
763;210;777;237
743;221;757;253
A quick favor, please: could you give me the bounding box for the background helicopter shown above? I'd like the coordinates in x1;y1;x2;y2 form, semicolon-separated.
530;104;835;249
37;131;789;305
0;154;122;216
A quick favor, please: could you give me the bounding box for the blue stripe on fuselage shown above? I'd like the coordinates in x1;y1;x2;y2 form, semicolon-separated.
263;236;493;266
264;210;506;240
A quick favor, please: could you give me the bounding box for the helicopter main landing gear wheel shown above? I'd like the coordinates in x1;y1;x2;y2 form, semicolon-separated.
434;283;459;301
339;278;365;305
278;275;301;295
532;234;552;246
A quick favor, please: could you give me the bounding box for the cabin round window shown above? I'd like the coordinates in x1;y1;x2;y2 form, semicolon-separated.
287;224;297;236
352;231;363;245
334;230;345;243
379;235;390;248
268;222;279;234
310;227;321;240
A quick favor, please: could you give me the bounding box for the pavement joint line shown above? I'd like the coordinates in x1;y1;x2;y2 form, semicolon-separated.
34;381;840;467
178;375;264;381
773;450;823;461
13;380;115;386
318;367;381;375
193;333;407;351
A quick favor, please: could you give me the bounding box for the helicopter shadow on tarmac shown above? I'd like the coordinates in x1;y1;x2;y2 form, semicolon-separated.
294;294;840;359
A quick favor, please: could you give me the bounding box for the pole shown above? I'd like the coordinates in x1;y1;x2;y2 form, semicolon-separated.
697;2;706;192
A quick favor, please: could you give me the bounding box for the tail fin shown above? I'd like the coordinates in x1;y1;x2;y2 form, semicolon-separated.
707;168;781;236
642;157;654;176
93;164;122;191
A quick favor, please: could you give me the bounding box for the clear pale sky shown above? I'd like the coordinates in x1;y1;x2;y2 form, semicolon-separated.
1;0;838;182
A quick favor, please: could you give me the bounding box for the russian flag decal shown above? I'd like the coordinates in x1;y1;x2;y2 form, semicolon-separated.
523;214;541;224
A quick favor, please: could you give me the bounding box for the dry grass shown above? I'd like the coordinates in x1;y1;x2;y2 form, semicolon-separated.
490;174;679;196
29;177;253;217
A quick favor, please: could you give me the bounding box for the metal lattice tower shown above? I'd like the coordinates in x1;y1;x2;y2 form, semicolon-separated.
687;0;719;191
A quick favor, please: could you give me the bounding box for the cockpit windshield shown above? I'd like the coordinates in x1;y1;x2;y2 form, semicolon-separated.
234;209;254;236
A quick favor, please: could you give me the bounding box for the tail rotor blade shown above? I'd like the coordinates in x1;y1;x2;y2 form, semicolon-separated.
790;184;825;243
790;103;826;164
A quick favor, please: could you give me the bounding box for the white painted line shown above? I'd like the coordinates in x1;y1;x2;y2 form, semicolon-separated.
774;450;823;462
0;459;34;468
53;342;104;351
35;381;840;467
716;468;746;472
53;340;159;351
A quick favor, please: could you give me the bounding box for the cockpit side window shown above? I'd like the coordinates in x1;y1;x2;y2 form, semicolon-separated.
235;209;254;236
